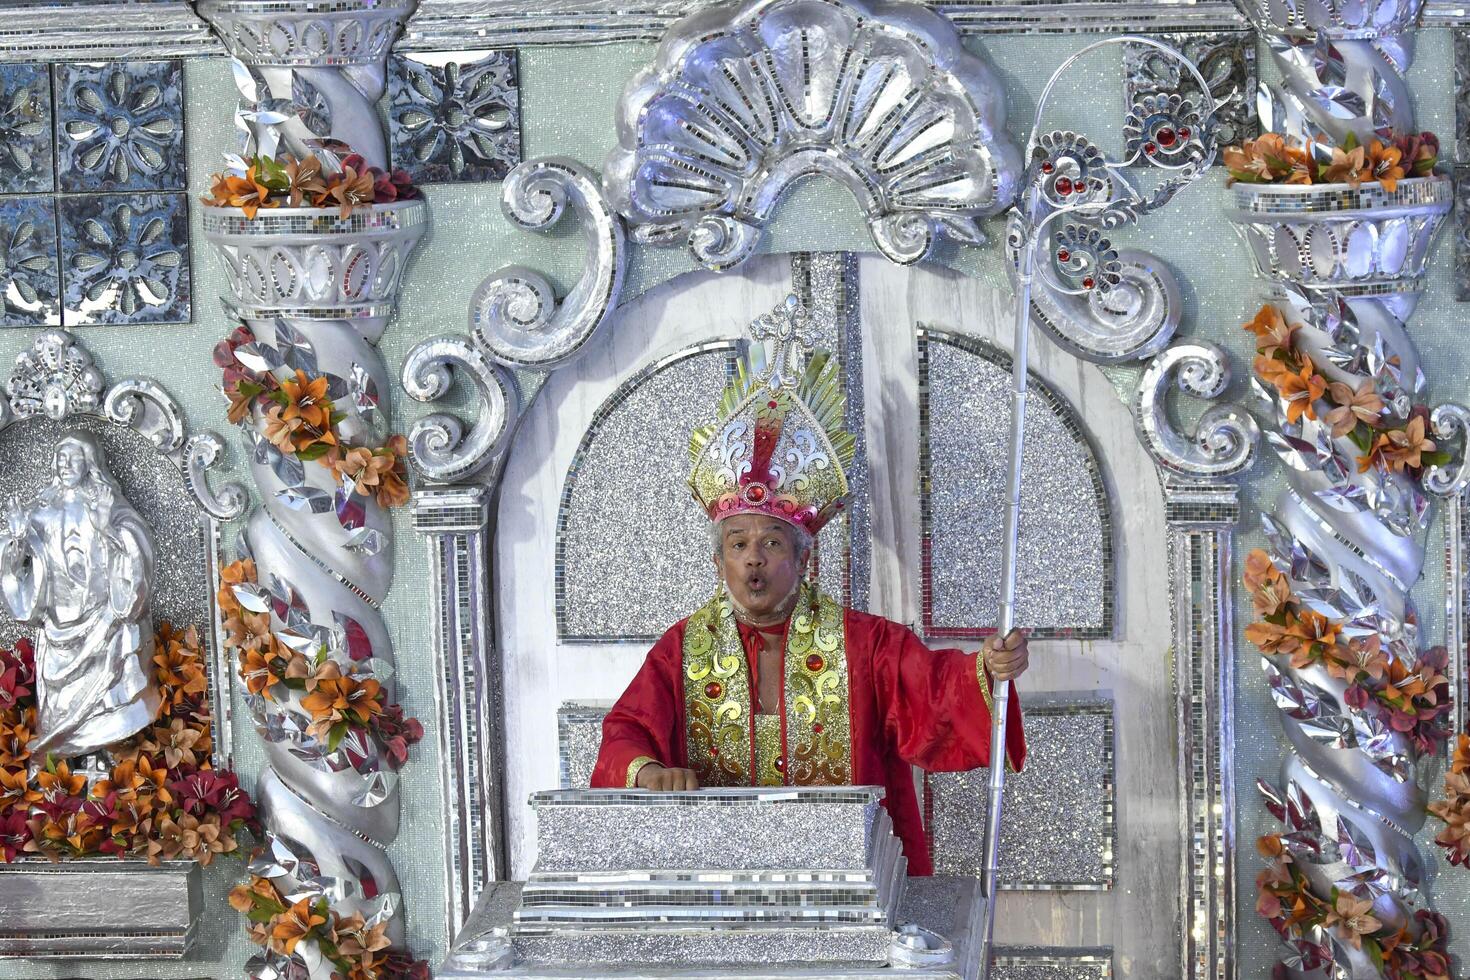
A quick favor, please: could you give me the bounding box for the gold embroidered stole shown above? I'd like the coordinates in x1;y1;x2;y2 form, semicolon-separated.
683;585;852;786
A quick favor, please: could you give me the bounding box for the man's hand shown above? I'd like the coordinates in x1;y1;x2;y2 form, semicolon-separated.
983;629;1029;681
635;763;700;791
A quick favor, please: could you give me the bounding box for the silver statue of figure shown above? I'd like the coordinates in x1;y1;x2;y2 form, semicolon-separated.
0;432;158;760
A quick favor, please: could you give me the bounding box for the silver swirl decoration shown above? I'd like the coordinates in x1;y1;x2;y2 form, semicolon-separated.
196;3;424;977
470;157;626;370
1133;341;1260;479
402;335;520;482
1225;4;1466;973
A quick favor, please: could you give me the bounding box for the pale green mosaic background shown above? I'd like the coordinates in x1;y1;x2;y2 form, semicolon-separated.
0;27;1463;979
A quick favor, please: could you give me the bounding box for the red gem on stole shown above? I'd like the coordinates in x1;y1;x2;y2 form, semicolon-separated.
806;653;825;673
705;681;723;700
813;723;824;734
710;747;719;757
774;757;785;771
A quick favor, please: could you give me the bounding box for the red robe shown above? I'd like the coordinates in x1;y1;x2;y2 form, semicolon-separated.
591;606;1025;875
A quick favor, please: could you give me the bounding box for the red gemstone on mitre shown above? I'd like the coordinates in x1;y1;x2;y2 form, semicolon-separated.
1054;176;1073;195
746;484;767;502
806;653;825;673
705;681;723;700
1157;127;1177;147
774;757;785;770
767;400;778;409
710;746;719;757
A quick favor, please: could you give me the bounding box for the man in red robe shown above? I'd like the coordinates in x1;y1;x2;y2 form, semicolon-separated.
591;310;1027;875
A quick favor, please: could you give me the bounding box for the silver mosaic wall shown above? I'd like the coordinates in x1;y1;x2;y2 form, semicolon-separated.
555;343;737;641
0;59;190;327
927;701;1115;889
917;329;1112;639
388;49;521;185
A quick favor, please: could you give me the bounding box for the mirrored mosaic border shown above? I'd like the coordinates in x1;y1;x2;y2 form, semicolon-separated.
992;947;1114;979
916;327;1115;640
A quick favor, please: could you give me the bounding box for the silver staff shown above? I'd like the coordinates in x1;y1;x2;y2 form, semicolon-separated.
968;36;1219;980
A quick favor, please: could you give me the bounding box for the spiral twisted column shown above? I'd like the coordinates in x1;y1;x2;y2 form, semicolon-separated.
1226;2;1457;975
196;3;424;977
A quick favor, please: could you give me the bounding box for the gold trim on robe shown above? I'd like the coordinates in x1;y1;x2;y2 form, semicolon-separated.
682;584;852;787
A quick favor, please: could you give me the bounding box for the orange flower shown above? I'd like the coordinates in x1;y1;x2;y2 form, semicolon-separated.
155;717;207;769
0;766;28;812
270;898;326;955
1367;139;1406;193
1322;892;1381;950
1252;354;1297;390
1276;357;1326;425
217;559;257;617
208;164;279;220
285;155;326;208
1322;143;1368;187
1246;618;1295;655
1287;609;1339;650
301;676;352;722
1243;549;1291;617
1323;379;1385;437
1224;134;1295;183
1382;415;1436;472
1256;833;1288;860
334;911;392;966
31;761;86;806
333;435;412;509
326;165;375;219
1244;305;1299;360
239;647;279;700
279;370;333;432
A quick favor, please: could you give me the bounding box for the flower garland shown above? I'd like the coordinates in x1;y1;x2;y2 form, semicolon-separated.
214;325;412;510
230;877;429;980
218;559;424;762
0;624;256;864
202;153;419;220
1244;549;1451;753
1246;304;1450;479
1225;130;1438;189
1256;833;1451;978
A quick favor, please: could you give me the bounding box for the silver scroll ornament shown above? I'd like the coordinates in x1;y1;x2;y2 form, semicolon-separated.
0;430;157;760
602;0;1023;270
195;2;425;978
1223;1;1465;974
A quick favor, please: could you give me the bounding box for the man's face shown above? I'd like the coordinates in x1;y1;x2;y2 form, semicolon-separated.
713;514;806;621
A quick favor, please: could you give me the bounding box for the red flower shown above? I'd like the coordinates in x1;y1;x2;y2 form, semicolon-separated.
380;951;432;980
0;808;30;861
389;170;418;201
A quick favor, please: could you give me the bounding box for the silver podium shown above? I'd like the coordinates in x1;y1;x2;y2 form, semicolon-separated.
444;786;980;978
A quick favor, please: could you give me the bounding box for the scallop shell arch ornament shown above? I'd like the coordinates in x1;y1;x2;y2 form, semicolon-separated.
603;0;1023;271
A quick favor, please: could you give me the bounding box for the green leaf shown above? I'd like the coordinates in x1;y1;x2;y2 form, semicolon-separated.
267;389;289;407
1421;449;1453;467
1347;423;1372;454
1341;130;1360;152
256;155;289;192
327;721;348;752
246;906;276;924
296;442;331;462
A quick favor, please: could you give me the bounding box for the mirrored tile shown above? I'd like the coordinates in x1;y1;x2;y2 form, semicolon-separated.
0;196;59;327
59;192;190;325
54;60;185;193
0;64;53;194
388;49;521;184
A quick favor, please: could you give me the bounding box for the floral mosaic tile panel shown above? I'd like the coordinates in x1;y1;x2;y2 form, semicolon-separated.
58;192;190;325
0;64;53;195
388;50;521;185
0;196;60;327
54;60;185;193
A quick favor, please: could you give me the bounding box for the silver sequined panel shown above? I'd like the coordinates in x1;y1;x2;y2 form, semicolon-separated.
556;700;610;787
927;702;1115;889
918;330;1111;639
556;344;736;641
0;414;211;645
992;951;1114;979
